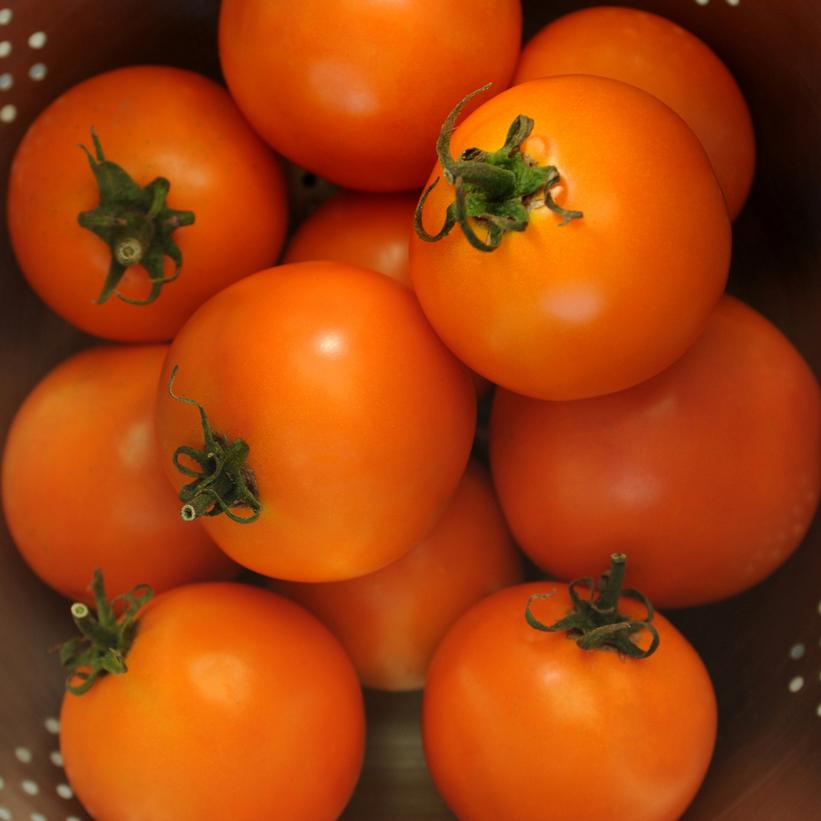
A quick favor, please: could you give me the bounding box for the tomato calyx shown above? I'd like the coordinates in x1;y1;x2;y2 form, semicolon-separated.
525;553;660;659
414;84;583;253
77;129;195;306
168;366;262;525
59;569;153;695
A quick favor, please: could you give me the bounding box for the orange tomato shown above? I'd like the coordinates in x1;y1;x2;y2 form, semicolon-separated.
490;296;821;607
514;6;755;220
276;462;522;691
1;345;235;603
61;582;365;820
423;580;717;820
285;191;416;286
7;66;287;341
155;261;476;582
410;76;731;401
285;191;493;396
218;0;522;191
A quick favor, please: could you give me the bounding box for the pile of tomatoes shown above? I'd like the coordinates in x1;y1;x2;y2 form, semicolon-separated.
2;3;819;819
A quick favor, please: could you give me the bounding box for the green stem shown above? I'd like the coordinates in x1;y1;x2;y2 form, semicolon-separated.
525;553;659;659
181;492;214;522
113;236;145;266
595;552;627;614
414;85;583;252
77;128;195;306
168;366;262;524
59;570;153;695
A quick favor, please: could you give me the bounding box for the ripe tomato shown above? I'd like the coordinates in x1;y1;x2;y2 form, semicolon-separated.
490;296;821;607
155;261;476;582
285;191;492;396
61;581;365;820
423;575;717;821
514;6;755;220
285;191;416;286
7;66;287;342
410;76;730;400
218;0;522;191
275;461;522;691
1;345;235;603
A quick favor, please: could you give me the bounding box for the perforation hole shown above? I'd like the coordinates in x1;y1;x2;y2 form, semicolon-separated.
27;31;46;49
789;642;806;660
14;747;32;764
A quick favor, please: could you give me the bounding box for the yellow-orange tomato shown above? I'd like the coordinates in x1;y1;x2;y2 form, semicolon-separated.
218;0;522;191
61;583;365;820
423;581;717;820
1;345;235;603
490;297;821;607
514;6;755;220
285;191;416;286
7;66;287;341
276;462;522;691
155;262;476;582
410;76;730;401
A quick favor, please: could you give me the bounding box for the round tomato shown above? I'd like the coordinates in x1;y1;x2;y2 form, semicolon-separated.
155;261;476;582
218;0;522;191
285;191;416;286
285;191;492;396
514;6;755;220
275;461;522;691
423;572;717;820
7;66;287;341
61;581;365;820
1;345;235;603
490;296;821;607
410;76;730;400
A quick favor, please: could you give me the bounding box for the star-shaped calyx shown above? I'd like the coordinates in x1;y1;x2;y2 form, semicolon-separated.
77;129;195;305
414;84;583;252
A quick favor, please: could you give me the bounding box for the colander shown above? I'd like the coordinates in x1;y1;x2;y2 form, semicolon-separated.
1;0;819;819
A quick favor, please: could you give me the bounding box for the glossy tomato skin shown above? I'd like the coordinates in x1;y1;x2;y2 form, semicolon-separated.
423;582;717;821
285;191;416;286
276;462;522;691
218;0;521;191
7;66;287;341
490;296;821;607
514;6;755;220
61;583;365;821
284;192;492;396
1;345;235;603
155;262;476;582
410;76;730;401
